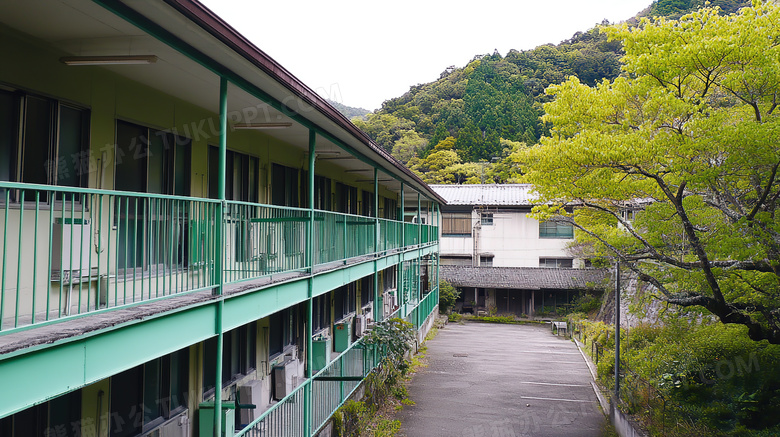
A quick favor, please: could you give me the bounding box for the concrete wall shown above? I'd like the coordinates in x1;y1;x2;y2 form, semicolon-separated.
440;210;575;267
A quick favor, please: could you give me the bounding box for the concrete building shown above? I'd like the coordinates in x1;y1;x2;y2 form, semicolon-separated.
0;2;442;436
430;184;605;316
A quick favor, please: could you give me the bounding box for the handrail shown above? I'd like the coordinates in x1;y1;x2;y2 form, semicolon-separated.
235;285;440;437
0;182;438;335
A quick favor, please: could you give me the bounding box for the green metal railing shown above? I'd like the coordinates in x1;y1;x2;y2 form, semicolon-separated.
235;285;440;437
222;201;310;283
377;219;402;254
0;182;438;334
0;182;219;332
403;222;418;247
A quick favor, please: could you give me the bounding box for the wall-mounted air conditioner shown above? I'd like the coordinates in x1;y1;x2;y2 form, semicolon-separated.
238;380;268;425
272;359;298;400
354;315;367;337
51;218;92;280
141;408;189;437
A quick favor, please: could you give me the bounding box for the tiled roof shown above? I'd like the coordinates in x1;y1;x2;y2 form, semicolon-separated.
429;184;537;206
440;266;609;290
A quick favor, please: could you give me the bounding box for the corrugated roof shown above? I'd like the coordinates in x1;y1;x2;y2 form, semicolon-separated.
440;266;608;290
429;184;537;206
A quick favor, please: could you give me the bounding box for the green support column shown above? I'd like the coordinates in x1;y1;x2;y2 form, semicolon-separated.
417;193;422;328
373;168;380;322
213;76;228;437
305;129;316;437
436;203;441;306
399;184;405;316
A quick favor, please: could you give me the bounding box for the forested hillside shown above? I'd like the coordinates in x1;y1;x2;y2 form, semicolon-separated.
326;99;370;119
353;0;749;184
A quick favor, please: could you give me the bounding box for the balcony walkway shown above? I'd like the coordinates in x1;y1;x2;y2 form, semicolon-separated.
0;252;381;355
397;322;606;437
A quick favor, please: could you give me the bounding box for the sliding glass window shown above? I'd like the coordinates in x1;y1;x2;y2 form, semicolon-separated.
0;88;89;201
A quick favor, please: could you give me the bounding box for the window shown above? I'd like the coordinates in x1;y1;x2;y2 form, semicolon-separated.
539;258;573;268
0;391;81;437
313;293;331;333
110;365;143;437
333;284;357;321
115;120;190;196
271;163;300;207
209;147;259;202
442;213;472;236
382;197;397;220
112;348;189;436
480;213;493;226
441;255;472;266
479;255;493;267
314;175;331;210
360;276;372;307
539;220;574;239
115;120;191;270
362;190;374;216
0;89;89;200
269;308;295;357
202;323;254;396
335;182;358;214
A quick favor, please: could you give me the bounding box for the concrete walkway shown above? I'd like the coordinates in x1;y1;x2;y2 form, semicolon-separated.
397;322;607;437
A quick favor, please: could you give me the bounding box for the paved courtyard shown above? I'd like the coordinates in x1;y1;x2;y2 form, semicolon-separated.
397;322;607;437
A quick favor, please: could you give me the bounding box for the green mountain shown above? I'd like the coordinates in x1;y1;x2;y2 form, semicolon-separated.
326;99;371;120
354;28;622;166
354;0;751;184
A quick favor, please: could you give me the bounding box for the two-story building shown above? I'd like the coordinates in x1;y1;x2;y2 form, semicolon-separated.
0;1;442;436
430;184;605;316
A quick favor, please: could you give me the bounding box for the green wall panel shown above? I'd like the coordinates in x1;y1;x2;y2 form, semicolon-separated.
0;341;86;417
84;304;217;383
222;280;309;332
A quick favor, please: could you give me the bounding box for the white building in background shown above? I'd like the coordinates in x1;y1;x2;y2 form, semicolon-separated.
431;184;580;268
429;184;606;316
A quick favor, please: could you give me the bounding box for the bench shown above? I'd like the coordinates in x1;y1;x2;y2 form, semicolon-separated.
552;321;568;336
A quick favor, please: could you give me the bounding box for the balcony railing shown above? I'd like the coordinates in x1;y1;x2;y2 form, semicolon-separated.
0;182;438;334
235;286;440;437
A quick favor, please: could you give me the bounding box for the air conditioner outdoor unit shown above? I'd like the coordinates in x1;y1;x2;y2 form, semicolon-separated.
238;380;268;425
141;408;189;437
272;359;298;400
51;218;92;279
354;315;367;337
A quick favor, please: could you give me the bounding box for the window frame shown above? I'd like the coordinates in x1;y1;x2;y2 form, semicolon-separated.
0;88;91;202
538;220;574;239
441;212;472;237
539;258;574;268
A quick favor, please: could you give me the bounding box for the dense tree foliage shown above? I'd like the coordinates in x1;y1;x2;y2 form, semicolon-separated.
524;2;780;343
644;0;749;17
327;99;371;119
352;0;752;183
353;30;625;172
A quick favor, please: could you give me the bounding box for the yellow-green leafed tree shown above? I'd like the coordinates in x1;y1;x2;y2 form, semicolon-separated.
523;1;780;343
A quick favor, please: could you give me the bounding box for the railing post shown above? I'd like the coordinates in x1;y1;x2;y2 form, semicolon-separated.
342;214;347;263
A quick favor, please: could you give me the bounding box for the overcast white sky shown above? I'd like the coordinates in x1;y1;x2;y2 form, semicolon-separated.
200;0;653;111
